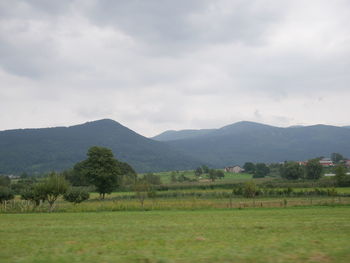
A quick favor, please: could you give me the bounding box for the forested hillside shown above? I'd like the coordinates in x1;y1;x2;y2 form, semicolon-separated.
0;119;205;175
154;121;350;167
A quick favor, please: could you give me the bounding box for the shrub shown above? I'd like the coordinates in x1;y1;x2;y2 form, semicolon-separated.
243;181;258;198
63;187;90;204
20;185;46;206
0;186;14;203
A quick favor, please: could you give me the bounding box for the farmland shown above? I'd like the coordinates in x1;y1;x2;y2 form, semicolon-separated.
1;167;350;262
1;207;350;263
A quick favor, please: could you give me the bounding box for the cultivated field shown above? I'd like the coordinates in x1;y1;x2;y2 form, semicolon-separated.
1;207;349;263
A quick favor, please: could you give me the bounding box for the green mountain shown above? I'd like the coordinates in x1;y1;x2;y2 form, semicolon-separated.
152;129;215;141
154;121;350;167
0;119;205;175
2;119;350;175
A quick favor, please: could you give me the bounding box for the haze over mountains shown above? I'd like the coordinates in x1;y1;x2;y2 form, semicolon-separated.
1;119;350;175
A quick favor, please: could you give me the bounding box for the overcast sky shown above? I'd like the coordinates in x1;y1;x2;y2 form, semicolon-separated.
1;0;349;137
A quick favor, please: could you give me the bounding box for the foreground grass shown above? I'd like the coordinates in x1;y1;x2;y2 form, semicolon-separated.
1;207;350;262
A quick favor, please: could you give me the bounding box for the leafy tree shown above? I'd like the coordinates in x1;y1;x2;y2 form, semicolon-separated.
63;168;90;187
331;153;345;164
207;169;224;181
63;187;90;205
280;162;304;180
335;164;347;186
216;170;225;179
305;159;323;180
243;181;258;198
243;162;255;174
74;146;125;198
208;169;218;182
194;167;203;177
20;184;47;206
11;177;37;195
39;173;69;211
253;163;270;178
0;186;14;203
133;179;150;209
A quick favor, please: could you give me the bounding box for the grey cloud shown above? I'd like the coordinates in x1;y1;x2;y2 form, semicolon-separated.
0;0;350;136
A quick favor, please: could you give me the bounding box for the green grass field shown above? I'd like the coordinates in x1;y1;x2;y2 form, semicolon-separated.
1;207;350;263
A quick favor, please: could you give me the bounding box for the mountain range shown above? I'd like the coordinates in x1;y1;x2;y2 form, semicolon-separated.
0;119;204;175
152;121;350;167
1;119;350;175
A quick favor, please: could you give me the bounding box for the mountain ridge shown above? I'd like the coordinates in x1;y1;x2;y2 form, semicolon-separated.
0;119;206;175
159;122;350;167
1;119;350;175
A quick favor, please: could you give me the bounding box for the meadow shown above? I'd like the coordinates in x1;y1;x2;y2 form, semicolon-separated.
1;207;350;263
1;171;350;262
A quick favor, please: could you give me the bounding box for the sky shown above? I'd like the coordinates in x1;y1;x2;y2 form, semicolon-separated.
0;0;349;137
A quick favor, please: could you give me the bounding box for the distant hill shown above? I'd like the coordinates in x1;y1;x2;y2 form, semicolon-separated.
0;119;205;175
154;121;350;167
2;119;350;175
152;129;215;141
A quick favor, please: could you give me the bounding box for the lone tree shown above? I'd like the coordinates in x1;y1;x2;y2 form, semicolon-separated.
133;179;151;209
74;146;131;198
305;159;323;180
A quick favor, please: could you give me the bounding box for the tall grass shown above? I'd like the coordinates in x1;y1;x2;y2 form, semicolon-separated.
1;196;349;213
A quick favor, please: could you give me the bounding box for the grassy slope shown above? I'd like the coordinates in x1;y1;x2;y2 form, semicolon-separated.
1;207;350;263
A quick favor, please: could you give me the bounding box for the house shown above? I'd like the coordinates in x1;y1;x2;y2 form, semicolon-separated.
319;158;334;167
224;166;244;173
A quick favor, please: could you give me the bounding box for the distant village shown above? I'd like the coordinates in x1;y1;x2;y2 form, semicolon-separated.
224;158;350;175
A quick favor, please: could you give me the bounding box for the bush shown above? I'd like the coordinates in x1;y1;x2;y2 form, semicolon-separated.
63;187;90;204
0;186;14;203
20;185;46;206
243;181;258;198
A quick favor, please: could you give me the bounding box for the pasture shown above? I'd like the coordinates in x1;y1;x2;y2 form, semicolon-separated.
1;207;350;262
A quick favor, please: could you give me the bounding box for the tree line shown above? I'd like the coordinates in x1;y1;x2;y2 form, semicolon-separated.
0;146;163;210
